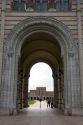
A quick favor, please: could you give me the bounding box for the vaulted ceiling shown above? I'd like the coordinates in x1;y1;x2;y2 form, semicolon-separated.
19;31;63;73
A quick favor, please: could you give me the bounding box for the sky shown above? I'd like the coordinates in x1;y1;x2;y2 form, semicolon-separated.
29;62;54;91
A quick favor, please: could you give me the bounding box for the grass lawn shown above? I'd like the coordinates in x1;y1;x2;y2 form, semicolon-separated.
28;99;37;106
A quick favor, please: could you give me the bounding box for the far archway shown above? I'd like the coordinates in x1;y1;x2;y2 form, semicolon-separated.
29;62;53;92
28;62;54;109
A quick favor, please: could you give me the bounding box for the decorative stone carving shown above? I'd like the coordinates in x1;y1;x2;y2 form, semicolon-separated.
68;52;74;57
6;17;75;53
7;47;14;57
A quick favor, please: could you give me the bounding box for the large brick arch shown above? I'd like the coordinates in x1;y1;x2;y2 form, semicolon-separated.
6;17;74;54
0;17;82;115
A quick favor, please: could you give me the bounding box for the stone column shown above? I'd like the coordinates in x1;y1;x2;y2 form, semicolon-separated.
0;0;6;108
69;51;82;115
76;0;83;106
17;69;23;110
53;72;58;108
23;72;30;108
58;70;62;109
0;1;6;81
64;54;72;115
61;72;64;110
7;50;17;115
57;70;62;109
9;55;14;115
58;70;64;110
17;70;21;111
65;51;82;115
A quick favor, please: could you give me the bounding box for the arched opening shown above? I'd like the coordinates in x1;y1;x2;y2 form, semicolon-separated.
28;62;54;109
17;31;64;112
1;17;81;115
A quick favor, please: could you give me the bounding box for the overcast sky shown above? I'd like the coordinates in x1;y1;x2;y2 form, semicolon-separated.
29;62;53;91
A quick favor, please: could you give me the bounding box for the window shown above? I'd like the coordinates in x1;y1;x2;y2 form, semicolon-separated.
12;0;70;12
13;0;19;11
56;0;61;11
13;0;25;11
35;0;41;12
27;0;34;9
62;0;69;11
35;0;48;12
56;0;69;11
41;0;48;12
48;0;55;9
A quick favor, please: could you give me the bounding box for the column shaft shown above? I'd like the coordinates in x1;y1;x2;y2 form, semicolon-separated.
76;0;83;105
54;74;58;108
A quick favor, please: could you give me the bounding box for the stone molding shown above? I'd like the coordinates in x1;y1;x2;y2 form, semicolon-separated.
5;17;75;55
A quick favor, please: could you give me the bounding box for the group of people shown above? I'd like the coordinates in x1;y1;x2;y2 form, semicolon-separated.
47;99;54;108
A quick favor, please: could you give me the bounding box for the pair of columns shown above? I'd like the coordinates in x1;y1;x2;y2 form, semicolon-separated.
18;69;64;111
53;70;64;110
17;69;29;111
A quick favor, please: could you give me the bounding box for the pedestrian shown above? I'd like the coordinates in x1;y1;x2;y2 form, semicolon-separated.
51;101;53;108
47;100;50;108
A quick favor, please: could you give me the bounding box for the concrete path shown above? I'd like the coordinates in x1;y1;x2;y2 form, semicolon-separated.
0;106;83;125
29;100;47;109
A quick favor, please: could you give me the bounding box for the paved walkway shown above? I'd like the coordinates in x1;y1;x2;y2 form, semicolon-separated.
0;102;83;125
29;100;47;109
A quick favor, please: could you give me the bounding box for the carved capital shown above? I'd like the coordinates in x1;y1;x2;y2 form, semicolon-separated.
7;47;14;57
68;51;74;57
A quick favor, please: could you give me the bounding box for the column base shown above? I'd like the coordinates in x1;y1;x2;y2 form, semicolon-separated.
9;108;18;115
54;104;58;108
64;108;72;116
58;104;62;109
72;108;83;116
0;108;18;115
0;108;9;115
64;107;83;116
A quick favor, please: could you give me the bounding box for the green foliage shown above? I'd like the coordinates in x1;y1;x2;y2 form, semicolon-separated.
28;99;37;106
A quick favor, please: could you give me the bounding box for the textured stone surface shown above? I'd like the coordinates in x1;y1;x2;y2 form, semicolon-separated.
0;108;83;125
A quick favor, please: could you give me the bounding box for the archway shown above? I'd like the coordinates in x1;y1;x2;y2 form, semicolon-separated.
17;31;62;110
0;17;81;115
28;62;54;109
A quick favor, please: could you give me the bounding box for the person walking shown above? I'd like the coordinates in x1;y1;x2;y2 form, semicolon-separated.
51;101;53;108
47;100;51;108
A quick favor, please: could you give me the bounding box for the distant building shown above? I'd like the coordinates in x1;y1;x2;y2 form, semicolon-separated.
28;87;54;100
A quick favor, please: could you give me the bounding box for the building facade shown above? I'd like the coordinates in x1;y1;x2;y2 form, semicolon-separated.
28;87;54;100
0;0;83;115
